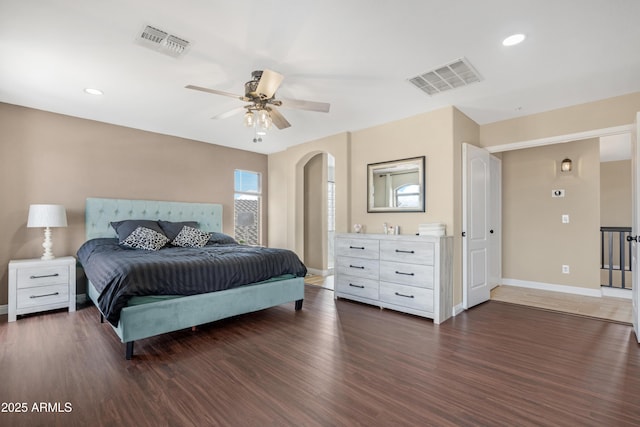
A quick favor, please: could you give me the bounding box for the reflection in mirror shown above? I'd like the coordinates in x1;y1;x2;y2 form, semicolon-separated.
368;156;425;212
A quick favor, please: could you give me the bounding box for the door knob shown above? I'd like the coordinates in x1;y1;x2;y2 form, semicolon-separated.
489;229;494;234
627;235;638;242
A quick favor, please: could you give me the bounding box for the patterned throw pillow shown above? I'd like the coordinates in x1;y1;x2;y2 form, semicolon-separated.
121;226;169;251
172;226;212;248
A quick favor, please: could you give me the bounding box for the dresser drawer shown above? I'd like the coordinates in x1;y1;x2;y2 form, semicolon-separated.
380;282;433;313
336;238;379;259
380;261;434;288
336;256;379;280
380;241;434;265
16;265;69;288
17;284;69;309
336;275;379;300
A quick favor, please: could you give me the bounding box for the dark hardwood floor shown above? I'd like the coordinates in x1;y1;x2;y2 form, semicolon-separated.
1;285;640;426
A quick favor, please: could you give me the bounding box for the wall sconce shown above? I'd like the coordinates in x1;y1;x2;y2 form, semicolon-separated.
561;158;572;172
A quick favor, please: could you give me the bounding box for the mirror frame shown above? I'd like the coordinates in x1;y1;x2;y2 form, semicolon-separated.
367;156;425;213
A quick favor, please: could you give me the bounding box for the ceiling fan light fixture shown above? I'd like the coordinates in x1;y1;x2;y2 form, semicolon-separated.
243;111;255;127
256;109;272;130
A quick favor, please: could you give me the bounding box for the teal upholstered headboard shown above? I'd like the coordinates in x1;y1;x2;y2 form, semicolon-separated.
85;198;223;240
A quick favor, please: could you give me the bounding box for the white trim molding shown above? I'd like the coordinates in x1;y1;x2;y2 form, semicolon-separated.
601;287;632;299
452;303;465;317
485;124;634;153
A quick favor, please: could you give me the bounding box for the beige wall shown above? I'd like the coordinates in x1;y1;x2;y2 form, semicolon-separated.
350;107;456;235
479;92;640;148
269;106;477;305
600;160;632;227
303;153;326;270
268;132;350;257
0;103;268;305
501;139;601;289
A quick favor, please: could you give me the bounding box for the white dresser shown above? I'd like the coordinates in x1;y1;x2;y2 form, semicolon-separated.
8;256;76;322
335;233;453;324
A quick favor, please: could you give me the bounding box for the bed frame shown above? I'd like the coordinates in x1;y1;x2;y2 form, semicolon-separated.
84;197;304;359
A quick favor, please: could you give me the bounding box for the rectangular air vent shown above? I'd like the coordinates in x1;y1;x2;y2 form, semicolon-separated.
136;25;190;58
408;58;482;96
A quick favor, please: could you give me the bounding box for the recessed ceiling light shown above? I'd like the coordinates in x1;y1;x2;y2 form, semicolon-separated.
502;34;526;46
84;88;103;95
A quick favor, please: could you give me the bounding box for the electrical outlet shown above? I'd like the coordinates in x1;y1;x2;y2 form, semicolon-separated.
562;265;570;274
562;214;570;224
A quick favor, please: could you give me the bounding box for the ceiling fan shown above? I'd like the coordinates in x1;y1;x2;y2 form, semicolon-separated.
185;69;330;138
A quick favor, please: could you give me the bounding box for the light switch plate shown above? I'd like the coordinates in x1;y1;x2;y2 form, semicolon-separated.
562;214;570;223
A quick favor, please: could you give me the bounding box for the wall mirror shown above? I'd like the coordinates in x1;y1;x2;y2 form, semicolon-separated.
367;156;425;212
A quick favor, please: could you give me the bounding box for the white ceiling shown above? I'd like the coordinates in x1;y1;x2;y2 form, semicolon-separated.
1;0;640;155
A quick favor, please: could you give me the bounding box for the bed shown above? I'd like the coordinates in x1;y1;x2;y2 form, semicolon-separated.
79;197;306;359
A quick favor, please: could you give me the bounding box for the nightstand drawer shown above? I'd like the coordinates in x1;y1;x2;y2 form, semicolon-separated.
17;265;69;288
17;284;69;309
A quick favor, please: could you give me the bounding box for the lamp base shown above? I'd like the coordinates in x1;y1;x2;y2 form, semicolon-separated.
41;227;56;260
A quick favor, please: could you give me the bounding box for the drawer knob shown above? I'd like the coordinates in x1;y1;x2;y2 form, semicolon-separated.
349;265;365;269
349;283;365;289
395;271;415;276
30;273;60;279
30;291;60;299
395;249;415;254
349;245;365;250
395;292;415;299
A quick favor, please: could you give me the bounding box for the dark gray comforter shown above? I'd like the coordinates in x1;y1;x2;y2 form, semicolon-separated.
77;238;307;325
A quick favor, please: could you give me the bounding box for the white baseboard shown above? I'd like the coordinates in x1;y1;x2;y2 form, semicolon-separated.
501;278;630;299
452;303;464;317
601;287;632;299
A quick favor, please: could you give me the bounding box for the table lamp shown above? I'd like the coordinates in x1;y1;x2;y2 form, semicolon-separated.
27;204;68;260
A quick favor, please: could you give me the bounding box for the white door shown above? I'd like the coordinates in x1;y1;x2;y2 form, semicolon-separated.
632;112;640;341
463;143;491;309
489;155;502;289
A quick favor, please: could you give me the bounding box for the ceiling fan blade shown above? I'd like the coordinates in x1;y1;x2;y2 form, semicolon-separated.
266;106;291;130
255;69;284;99
185;85;247;101
279;98;330;113
211;106;246;120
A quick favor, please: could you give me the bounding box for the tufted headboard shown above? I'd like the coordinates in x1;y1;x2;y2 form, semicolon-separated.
85;197;223;240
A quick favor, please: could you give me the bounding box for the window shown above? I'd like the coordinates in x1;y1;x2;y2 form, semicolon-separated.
234;170;261;245
395;184;420;208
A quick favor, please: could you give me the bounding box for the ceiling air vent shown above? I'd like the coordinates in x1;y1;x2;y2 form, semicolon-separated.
136;25;190;58
408;58;482;96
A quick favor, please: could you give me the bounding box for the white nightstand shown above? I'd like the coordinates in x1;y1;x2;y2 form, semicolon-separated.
8;256;76;322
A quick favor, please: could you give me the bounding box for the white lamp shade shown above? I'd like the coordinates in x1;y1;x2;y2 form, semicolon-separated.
27;204;68;228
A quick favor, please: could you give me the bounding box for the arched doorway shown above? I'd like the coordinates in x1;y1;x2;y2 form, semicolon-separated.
302;152;336;277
